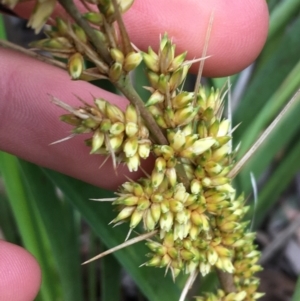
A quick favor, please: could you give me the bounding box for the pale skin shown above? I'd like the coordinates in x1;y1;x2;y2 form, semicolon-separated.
0;0;269;300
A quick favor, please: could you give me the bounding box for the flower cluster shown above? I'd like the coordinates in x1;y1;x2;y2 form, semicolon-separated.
52;32;263;300
60;99;151;171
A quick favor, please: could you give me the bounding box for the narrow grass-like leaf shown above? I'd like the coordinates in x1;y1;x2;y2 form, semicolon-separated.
101;248;122;301
234;15;300;140
0;14;6;39
250;138;300;228
236;90;300;195
238;62;300;157
86;231;99;301
18;160;84;301
267;0;300;42
0;189;20;244
292;276;300;301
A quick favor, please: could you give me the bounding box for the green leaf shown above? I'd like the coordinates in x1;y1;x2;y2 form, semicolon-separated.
234;15;300;142
236;89;300;195
101;248;122;301
18;160;84;301
250;138;300;228
292;275;300;301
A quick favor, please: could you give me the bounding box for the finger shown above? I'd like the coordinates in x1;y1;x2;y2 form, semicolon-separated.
0;47;152;190
0;240;41;301
14;0;269;76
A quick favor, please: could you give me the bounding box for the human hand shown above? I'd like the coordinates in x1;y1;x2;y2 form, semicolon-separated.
0;1;269;300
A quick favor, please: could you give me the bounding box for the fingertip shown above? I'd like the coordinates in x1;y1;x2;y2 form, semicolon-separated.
14;0;268;76
124;0;269;76
0;240;41;301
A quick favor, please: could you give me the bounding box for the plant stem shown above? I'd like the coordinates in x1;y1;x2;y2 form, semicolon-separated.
58;0;112;64
111;0;132;55
217;270;236;294
0;40;104;80
0;39;66;68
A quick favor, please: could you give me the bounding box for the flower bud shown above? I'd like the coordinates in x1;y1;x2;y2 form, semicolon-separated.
145;90;165;106
68;52;84;80
109;134;124;150
200;262;211;276
105;102;125;122
144;209;156;230
159;37;174;73
72;24;87;43
113;206;135;223
94;30;108;45
190;179;202;194
150;203;161;223
212;143;230;161
137;197;150;210
83;12;104;26
124;51;143;72
27;0;56;34
147;71;159;89
91;129;105;153
125;104;138;123
138;143;151;159
180;137;215;159
208;120;220;137
146;256;161;267
127;153;140;172
143;51;159;72
204;161;223;175
118;0;134;13
60;114;81;126
125;122;138;137
169;130;186;151
197;121;208;138
55;17;68;35
216;257;234;273
160;211;174;232
109;62;123;82
174;105;199;126
172;91;194;109
166;168;177;187
110;48;125;64
100;119;112;132
110;122;125;136
218;120;230;137
170;51;187;70
130;209;144;228
169;65;189;91
114;196;139;206
123;137;138;157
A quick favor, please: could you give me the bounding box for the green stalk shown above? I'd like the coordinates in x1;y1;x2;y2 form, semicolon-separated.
58;0;112;64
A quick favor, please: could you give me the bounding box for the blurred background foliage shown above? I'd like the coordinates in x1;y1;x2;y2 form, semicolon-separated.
1;0;300;300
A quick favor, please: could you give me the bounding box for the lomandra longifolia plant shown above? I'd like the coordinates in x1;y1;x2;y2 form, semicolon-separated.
0;0;267;300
